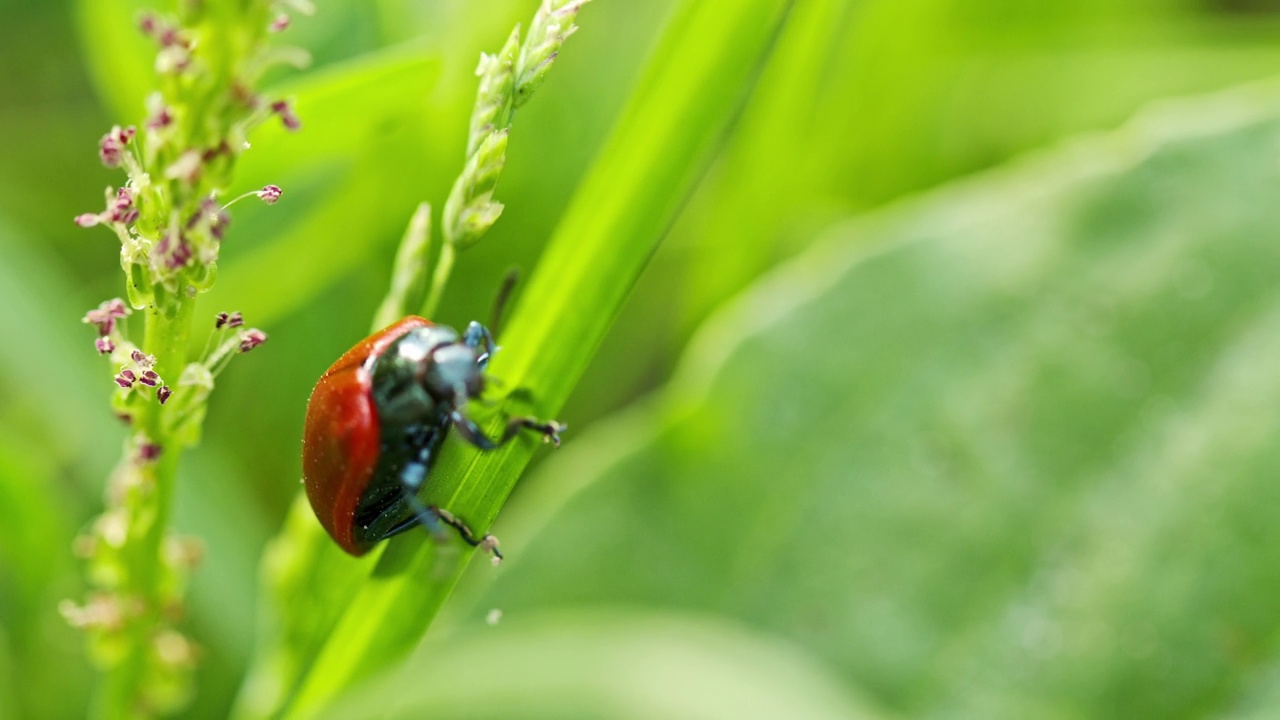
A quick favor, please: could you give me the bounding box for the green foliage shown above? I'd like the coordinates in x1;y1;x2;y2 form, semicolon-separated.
5;0;1280;717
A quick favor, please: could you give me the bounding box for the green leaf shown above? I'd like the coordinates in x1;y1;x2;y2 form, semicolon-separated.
470;81;1280;718
320;610;878;720
259;0;797;715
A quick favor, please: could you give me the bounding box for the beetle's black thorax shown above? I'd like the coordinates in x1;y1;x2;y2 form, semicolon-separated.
352;327;460;546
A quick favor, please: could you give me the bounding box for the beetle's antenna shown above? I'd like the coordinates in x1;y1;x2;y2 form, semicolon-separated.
489;267;520;339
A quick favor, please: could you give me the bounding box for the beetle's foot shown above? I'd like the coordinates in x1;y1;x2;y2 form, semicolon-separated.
532;419;566;448
480;534;503;565
507;416;566;448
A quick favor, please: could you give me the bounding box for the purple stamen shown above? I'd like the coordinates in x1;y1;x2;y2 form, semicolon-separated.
239;328;268;353
270;100;301;131
257;185;282;204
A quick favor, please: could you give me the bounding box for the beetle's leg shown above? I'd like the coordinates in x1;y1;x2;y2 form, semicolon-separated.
391;458;447;539
462;321;497;368
430;505;503;562
392;447;504;562
450;411;565;449
392;486;503;563
382;505;440;539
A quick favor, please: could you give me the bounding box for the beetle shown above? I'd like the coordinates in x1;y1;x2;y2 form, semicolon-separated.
302;315;563;560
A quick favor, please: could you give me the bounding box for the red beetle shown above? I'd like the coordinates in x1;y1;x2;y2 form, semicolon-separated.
302;316;562;559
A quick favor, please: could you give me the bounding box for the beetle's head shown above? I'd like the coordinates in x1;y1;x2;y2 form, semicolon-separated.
423;342;484;406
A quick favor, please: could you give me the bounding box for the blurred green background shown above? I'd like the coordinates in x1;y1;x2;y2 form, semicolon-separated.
4;0;1280;717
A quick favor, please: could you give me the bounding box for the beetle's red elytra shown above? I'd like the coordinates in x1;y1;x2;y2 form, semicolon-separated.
302;316;563;560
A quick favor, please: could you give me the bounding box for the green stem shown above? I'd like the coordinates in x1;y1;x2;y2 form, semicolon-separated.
420;242;456;319
93;296;196;719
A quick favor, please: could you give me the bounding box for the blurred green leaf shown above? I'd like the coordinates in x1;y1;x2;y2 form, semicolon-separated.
321;610;878;720
76;0;154;120
0;215;121;475
472;81;1280;718
571;0;1280;426
0;217;101;715
207;48;444;327
0;433;92;720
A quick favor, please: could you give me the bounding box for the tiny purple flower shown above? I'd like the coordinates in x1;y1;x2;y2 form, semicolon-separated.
138;370;160;387
157;386;173;405
115;369;137;388
257;185;282;205
157;26;184;48
131;350;156;369
188;198;212;229
270;14;291;32
106;187;138;224
104;299;129;318
167;240;193;269
156;45;192;74
98;125;136;168
96;337;115;355
83;298;130;335
209;208;230;240
138;443;163;461
99;135;124;168
156;234;193;269
165;150;202;184
92;316;116;337
270;100;301;131
215;311;245;330
201;141;231;163
146;105;173;130
75;213;102;227
239;329;268;353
